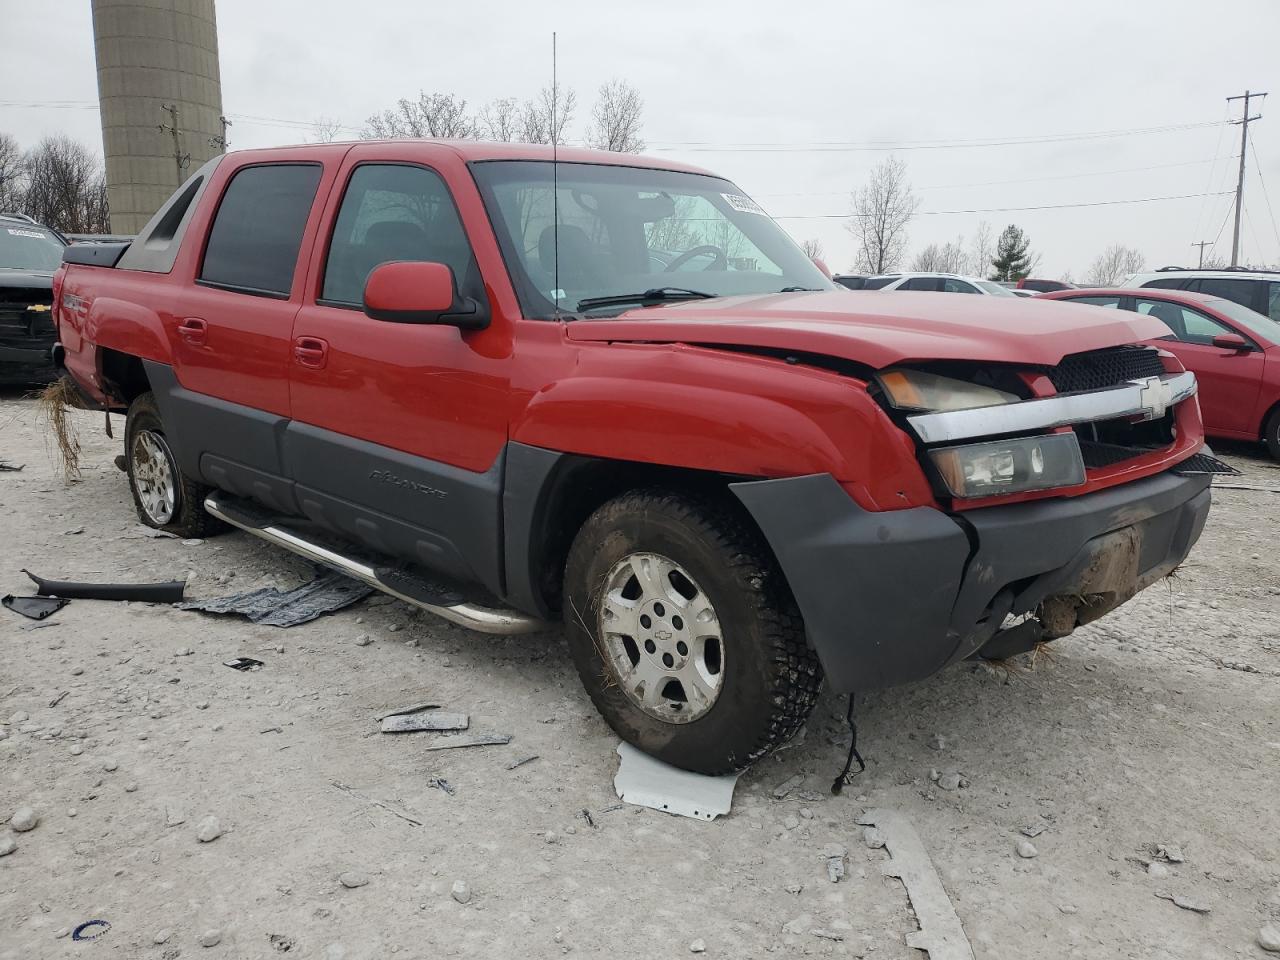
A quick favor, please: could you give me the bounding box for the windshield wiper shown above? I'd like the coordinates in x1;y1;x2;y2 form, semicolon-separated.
575;287;716;312
778;286;820;292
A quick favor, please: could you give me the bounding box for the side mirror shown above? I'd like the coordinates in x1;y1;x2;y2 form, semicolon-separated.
1211;332;1251;351
362;261;488;329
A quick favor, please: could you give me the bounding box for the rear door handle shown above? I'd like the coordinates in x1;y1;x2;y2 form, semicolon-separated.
293;336;329;369
178;317;208;346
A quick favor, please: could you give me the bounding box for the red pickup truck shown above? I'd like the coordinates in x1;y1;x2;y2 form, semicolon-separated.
52;141;1215;774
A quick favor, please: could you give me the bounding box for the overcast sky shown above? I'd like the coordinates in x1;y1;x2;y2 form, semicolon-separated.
3;0;1278;276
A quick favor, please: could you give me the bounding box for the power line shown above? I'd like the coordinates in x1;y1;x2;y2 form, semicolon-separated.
648;120;1227;153
771;190;1232;220
756;156;1225;198
1248;138;1280;261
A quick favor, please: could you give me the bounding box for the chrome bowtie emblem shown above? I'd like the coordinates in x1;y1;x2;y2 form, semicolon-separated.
654;629;672;642
1131;376;1174;421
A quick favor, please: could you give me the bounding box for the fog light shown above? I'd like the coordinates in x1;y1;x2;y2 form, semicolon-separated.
930;433;1085;498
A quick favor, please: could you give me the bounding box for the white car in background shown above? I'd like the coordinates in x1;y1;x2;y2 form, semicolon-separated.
870;272;1019;296
1120;268;1280;323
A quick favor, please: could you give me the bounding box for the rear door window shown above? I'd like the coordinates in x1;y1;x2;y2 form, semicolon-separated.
199;164;322;297
942;278;978;293
321;164;476;306
900;277;940;291
1194;277;1262;313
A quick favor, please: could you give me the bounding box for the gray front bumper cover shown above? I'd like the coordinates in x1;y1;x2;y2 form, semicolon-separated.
731;469;1210;692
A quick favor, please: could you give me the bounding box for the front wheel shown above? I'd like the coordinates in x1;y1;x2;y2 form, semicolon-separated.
563;490;821;775
124;391;224;538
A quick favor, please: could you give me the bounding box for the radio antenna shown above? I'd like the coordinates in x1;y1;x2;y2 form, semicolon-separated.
551;31;561;319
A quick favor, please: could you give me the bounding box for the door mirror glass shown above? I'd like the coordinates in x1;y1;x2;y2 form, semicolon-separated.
1211;332;1251;351
364;261;459;324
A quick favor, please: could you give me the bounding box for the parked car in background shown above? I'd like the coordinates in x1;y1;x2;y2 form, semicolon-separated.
1018;278;1076;293
0;212;67;384
1043;287;1280;459
1009;289;1039;298
832;273;871;290
1121;268;1280;323
874;272;1018;296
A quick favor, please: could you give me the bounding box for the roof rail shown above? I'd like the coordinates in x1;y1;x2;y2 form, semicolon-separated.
1155;265;1187;271
0;212;39;225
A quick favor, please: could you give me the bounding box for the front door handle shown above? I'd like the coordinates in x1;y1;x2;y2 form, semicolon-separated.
293;336;329;369
178;317;208;346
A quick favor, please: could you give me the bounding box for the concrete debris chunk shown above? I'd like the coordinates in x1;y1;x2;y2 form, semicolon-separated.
689;939;706;953
938;772;962;791
196;815;223;842
450;879;471;904
339;871;369;888
1258;923;1280;953
1016;839;1039;859
153;929;172;945
199;928;222;947
10;807;39;832
863;826;886;849
0;833;16;856
1155;891;1210;914
1155;842;1186;863
380;711;468;734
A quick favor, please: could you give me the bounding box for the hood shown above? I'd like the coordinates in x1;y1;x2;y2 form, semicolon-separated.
0;270;55;292
565;290;1169;369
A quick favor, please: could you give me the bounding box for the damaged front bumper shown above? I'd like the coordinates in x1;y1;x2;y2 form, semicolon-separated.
731;466;1211;692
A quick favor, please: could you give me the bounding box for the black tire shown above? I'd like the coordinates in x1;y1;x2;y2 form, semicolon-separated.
563;489;821;775
124;391;224;538
1265;407;1280;461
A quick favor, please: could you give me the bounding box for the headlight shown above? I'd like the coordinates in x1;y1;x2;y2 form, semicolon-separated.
876;369;1018;412
930;433;1085;498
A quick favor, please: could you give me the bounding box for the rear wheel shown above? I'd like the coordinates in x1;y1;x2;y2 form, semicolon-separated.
1265;407;1280;461
563;489;821;775
124;391;224;538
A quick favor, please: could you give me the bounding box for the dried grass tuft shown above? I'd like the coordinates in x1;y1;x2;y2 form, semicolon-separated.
37;376;85;482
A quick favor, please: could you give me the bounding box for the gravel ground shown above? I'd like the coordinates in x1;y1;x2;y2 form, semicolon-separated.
2;394;1278;960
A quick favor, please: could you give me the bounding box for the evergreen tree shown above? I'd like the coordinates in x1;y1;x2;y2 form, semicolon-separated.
990;224;1033;281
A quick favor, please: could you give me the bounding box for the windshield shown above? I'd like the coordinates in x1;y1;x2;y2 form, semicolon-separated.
471;161;833;318
976;280;1017;296
0;225;65;272
1205;297;1280;344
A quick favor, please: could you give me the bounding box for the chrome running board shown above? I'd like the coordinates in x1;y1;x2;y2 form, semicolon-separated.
203;494;545;636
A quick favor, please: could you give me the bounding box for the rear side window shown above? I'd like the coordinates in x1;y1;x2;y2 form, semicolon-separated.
321;164;476;306
1142;277;1188;290
900;277;940;291
863;276;895;290
1193;277;1260;312
942;278;977;293
200;164;322;297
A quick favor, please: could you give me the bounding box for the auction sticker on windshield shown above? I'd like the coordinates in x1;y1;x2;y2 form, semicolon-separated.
722;193;766;216
7;229;48;239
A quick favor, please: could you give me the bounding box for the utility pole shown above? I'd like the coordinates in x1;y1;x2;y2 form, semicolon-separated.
158;104;191;186
209;115;231;152
1191;240;1212;268
1226;90;1266;267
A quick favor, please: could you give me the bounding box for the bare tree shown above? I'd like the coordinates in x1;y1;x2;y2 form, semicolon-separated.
846;155;918;274
477;98;522;141
968;220;994;278
521;84;577;145
21;136;110;233
910;236;969;273
1085;244;1147;286
586;80;644;153
309;117;345;143
800;238;825;260
0;131;25;212
362;92;477;140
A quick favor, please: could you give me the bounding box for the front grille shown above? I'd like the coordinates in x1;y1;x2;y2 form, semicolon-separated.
1172;452;1241;476
1047;345;1165;394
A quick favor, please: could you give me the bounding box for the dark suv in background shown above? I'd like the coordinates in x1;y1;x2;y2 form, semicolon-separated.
0;213;67;384
1122;268;1280;323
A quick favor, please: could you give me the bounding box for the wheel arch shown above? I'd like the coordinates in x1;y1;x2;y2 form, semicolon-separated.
503;442;765;618
98;348;152;405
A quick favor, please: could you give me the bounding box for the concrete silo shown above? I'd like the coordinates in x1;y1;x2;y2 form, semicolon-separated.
91;0;225;234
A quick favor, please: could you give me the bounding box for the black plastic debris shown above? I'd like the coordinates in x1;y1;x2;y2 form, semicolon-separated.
0;460;23;472
224;657;264;672
2;594;69;620
23;569;186;603
178;571;372;627
71;920;110;941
